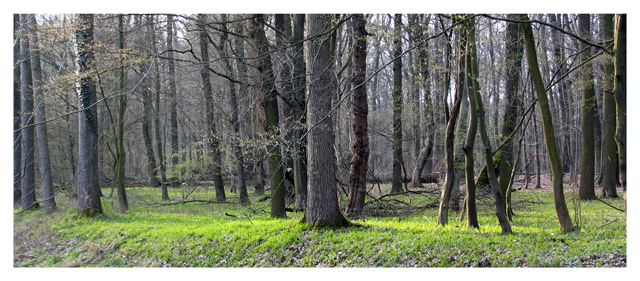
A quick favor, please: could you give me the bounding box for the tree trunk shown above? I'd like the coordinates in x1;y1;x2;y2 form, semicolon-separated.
140;16;159;188
20;15;36;211
391;14;404;194
148;15;169;200
521;14;575;233
197;14;226;202
462;19;479;229
345;14;369;219
217;14;248;205
291;14;308;210
532;107;542;189
166;14;180;183
304;14;349;227
578;14;597;200
613;14;626;191
438;16;466;226
28;14;57;213
249;14;286;217
599;14;618;198
75;14;102;216
497;15;523;220
13;14;22;206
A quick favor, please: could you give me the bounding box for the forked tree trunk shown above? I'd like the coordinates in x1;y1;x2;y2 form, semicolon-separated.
304;14;350;227
345;14;369;219
521;14;575;233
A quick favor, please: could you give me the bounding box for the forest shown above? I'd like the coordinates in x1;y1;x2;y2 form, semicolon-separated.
12;12;627;269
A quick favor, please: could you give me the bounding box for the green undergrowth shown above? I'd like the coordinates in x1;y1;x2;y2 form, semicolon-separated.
13;185;626;267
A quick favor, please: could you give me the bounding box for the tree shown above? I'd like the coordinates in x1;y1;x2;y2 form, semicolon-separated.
291;14;308;210
578;14;597;200
14;14;22;206
521;13;574;233
391;14;404;194
28;14;57;213
75;14;103;215
462;18;479;229
249;14;286;217
613;14;626;190
19;14;36;211
166;14;180;183
304;14;350;227
345;14;369;219
599;14;618;198
139;17;160;189
197;14;226;202
112;14;129;213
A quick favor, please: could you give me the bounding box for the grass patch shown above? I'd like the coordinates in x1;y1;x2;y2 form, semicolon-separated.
13;184;626;267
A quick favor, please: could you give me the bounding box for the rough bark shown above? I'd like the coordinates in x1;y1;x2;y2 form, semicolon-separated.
28;14;57;213
20;15;36;211
391;14;404;194
13;14;22;206
304;14;350;227
75;14;102;216
613;14;626;190
249;14;285;217
197;14;225;202
521;14;575;233
578;14;597;200
345;14;369;219
599;14;618;198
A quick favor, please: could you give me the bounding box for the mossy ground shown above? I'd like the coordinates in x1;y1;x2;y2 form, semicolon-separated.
13;184;626;267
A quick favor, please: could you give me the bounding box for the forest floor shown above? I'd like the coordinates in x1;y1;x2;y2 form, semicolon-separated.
13;180;626;267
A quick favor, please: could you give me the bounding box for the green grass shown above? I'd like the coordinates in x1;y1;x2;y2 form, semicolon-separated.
13;185;626;267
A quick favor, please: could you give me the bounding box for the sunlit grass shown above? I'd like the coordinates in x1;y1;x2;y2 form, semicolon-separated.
13;184;626;267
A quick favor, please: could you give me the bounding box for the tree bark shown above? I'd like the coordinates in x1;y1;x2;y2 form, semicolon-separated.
521;14;575;233
304;14;350;227
462;19;479;229
75;14;102;216
613;14;626;191
391;14;404;194
13;14;22;206
166;14;180;183
599;14;618;198
28;14;57;213
578;14;597;200
20;14;36;211
345;14;369;219
291;14;308;210
249;14;286;217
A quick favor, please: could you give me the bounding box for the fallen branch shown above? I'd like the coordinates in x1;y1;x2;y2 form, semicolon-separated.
596;198;625;213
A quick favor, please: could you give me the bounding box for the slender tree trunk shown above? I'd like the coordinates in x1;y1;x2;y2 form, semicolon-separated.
166;14;180;183
148;15;169;200
28;14;57;213
578;14;597;200
75;14;102;216
13;14;22;206
291;14;308;210
438;17;466;226
391;14;404;194
217;14;248;205
613;14;626;191
462;20;479;229
20;15;36;211
304;14;350;227
599;14;618;198
111;14;129;213
250;14;286;217
345;14;369;219
521;14;575;233
197;14;226;202
532;108;542;189
140;16;159;188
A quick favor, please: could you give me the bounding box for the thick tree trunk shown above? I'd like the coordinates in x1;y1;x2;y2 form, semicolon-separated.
391;14;404;194
20;15;36;211
13;14;22;206
599;14;618;198
438;17;466;226
345;14;369;219
521;14;575;233
28;14;57;213
613;14;626;191
497;15;523;220
250;14;286;217
578;14;597;200
75;14;102;216
148;15;169;200
197;14;226;202
304;14;349;227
